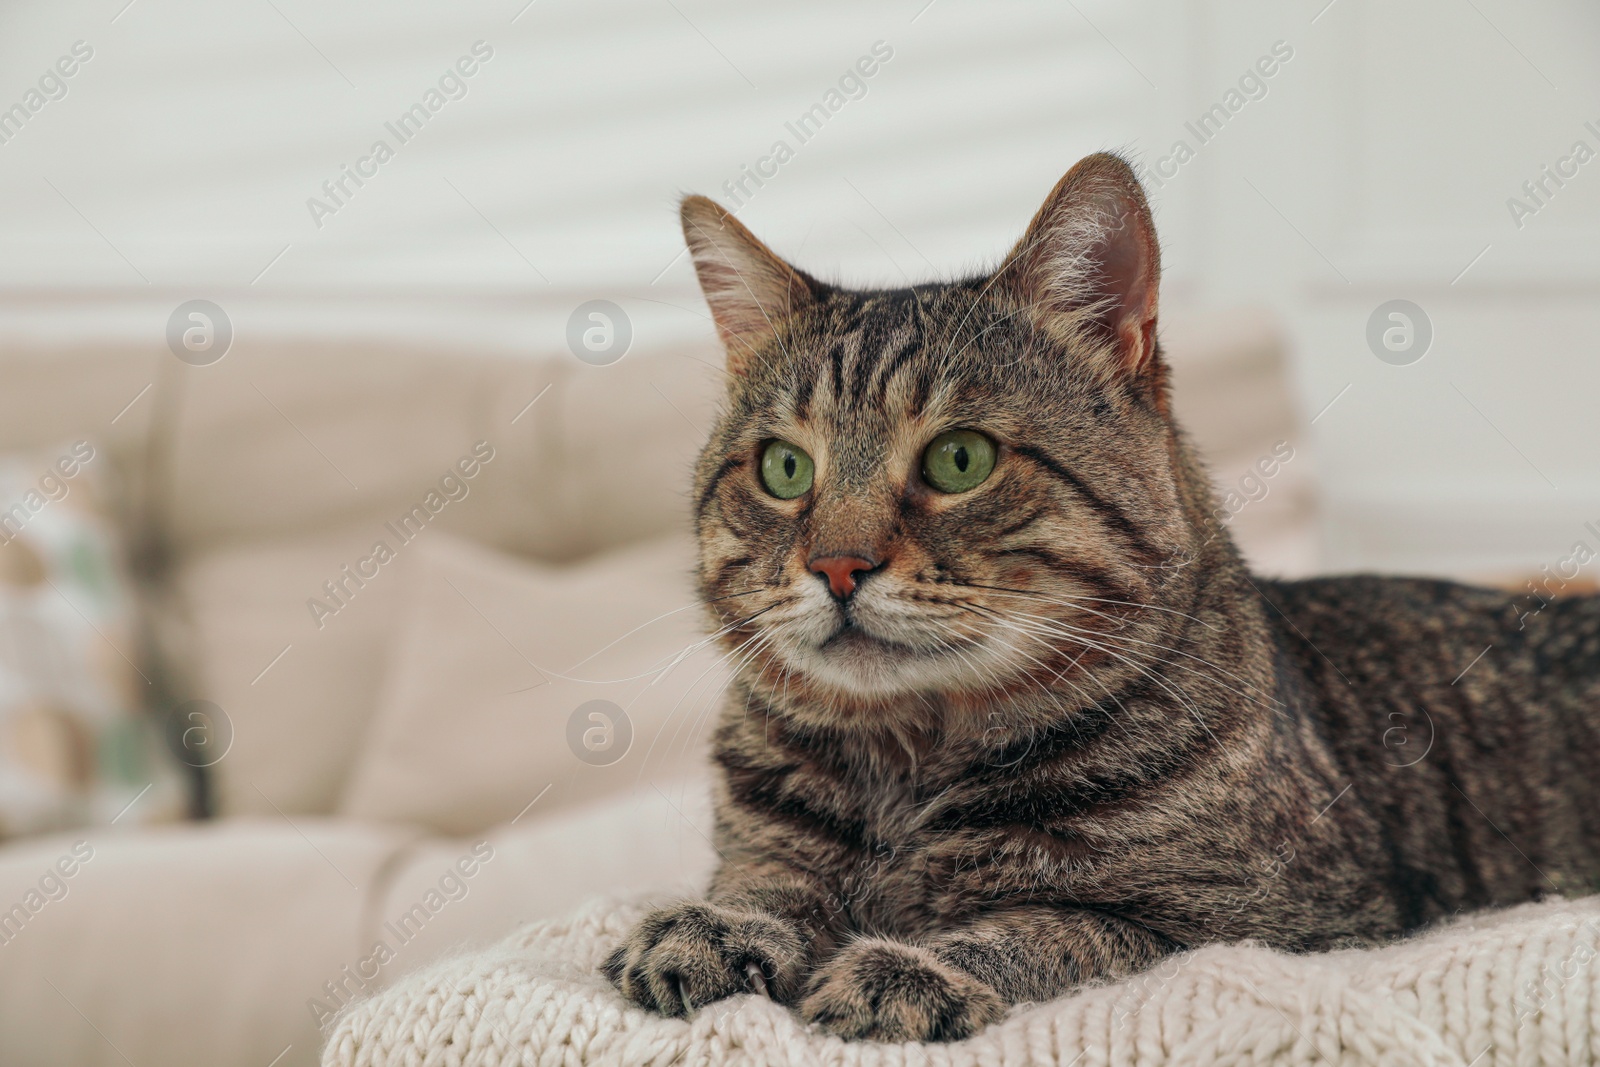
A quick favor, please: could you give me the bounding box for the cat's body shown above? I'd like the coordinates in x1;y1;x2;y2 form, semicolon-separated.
603;154;1600;1041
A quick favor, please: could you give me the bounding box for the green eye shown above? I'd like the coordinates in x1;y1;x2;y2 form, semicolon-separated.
760;440;814;499
922;429;996;494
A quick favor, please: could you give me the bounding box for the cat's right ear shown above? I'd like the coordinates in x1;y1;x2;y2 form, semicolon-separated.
681;196;819;374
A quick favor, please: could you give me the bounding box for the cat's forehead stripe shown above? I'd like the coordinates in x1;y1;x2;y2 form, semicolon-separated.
793;361;817;421
756;287;987;435
867;328;925;414
796;301;922;416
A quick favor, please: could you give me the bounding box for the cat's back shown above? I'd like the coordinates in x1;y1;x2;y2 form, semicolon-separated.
1253;572;1600;912
1254;573;1516;686
1249;571;1600;813
1254;572;1600;698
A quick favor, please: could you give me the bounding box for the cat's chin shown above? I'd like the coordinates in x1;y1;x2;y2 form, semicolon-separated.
782;624;991;699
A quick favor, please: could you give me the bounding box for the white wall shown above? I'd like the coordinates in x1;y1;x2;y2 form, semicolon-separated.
0;0;1154;343
1168;0;1600;576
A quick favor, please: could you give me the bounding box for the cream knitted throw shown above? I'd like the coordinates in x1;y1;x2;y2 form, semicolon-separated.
322;895;1600;1066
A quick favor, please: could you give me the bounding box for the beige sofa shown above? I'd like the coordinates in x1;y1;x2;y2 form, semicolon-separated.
0;306;1311;1067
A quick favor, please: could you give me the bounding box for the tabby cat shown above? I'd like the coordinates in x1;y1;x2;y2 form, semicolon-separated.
601;153;1600;1041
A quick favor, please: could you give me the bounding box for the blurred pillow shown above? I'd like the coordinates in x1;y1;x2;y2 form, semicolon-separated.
0;441;186;838
338;532;726;835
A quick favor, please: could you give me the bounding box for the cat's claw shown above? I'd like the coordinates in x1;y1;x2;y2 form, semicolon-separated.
745;961;770;999
677;978;693;1016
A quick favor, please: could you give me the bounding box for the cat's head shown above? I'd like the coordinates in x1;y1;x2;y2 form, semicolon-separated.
685;153;1212;729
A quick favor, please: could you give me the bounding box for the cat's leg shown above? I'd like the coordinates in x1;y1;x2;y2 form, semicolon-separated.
602;862;836;1016
800;907;1174;1041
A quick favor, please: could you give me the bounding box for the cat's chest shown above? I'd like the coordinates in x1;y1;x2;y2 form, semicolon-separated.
827;764;1101;934
836;772;972;932
859;776;926;844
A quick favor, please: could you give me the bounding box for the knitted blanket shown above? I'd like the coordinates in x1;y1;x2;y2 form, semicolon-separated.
322;895;1600;1067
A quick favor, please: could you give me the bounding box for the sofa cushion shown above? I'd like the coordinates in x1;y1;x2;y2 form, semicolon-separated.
173;525;414;816
337;532;727;835
537;354;721;563
0;818;417;1067
162;342;564;559
0;342;160;493
159;339;721;566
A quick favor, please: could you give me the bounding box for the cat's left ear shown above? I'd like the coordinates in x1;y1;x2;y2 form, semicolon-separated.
681;196;821;375
997;153;1162;386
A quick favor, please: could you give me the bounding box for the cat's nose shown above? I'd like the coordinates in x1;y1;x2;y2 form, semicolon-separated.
808;555;879;600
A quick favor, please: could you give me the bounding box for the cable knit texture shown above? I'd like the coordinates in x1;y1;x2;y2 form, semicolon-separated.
322;894;1600;1067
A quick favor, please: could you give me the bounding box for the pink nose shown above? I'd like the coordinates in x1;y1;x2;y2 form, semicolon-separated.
808;556;878;600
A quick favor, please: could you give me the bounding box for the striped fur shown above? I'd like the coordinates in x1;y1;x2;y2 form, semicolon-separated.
602;153;1600;1042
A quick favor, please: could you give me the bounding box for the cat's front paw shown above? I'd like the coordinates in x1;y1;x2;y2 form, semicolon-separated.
601;900;807;1017
800;938;1006;1042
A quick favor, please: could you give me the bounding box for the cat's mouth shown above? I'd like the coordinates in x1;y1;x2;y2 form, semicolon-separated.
815;614;970;663
792;613;993;698
776;594;1000;697
819;621;912;654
